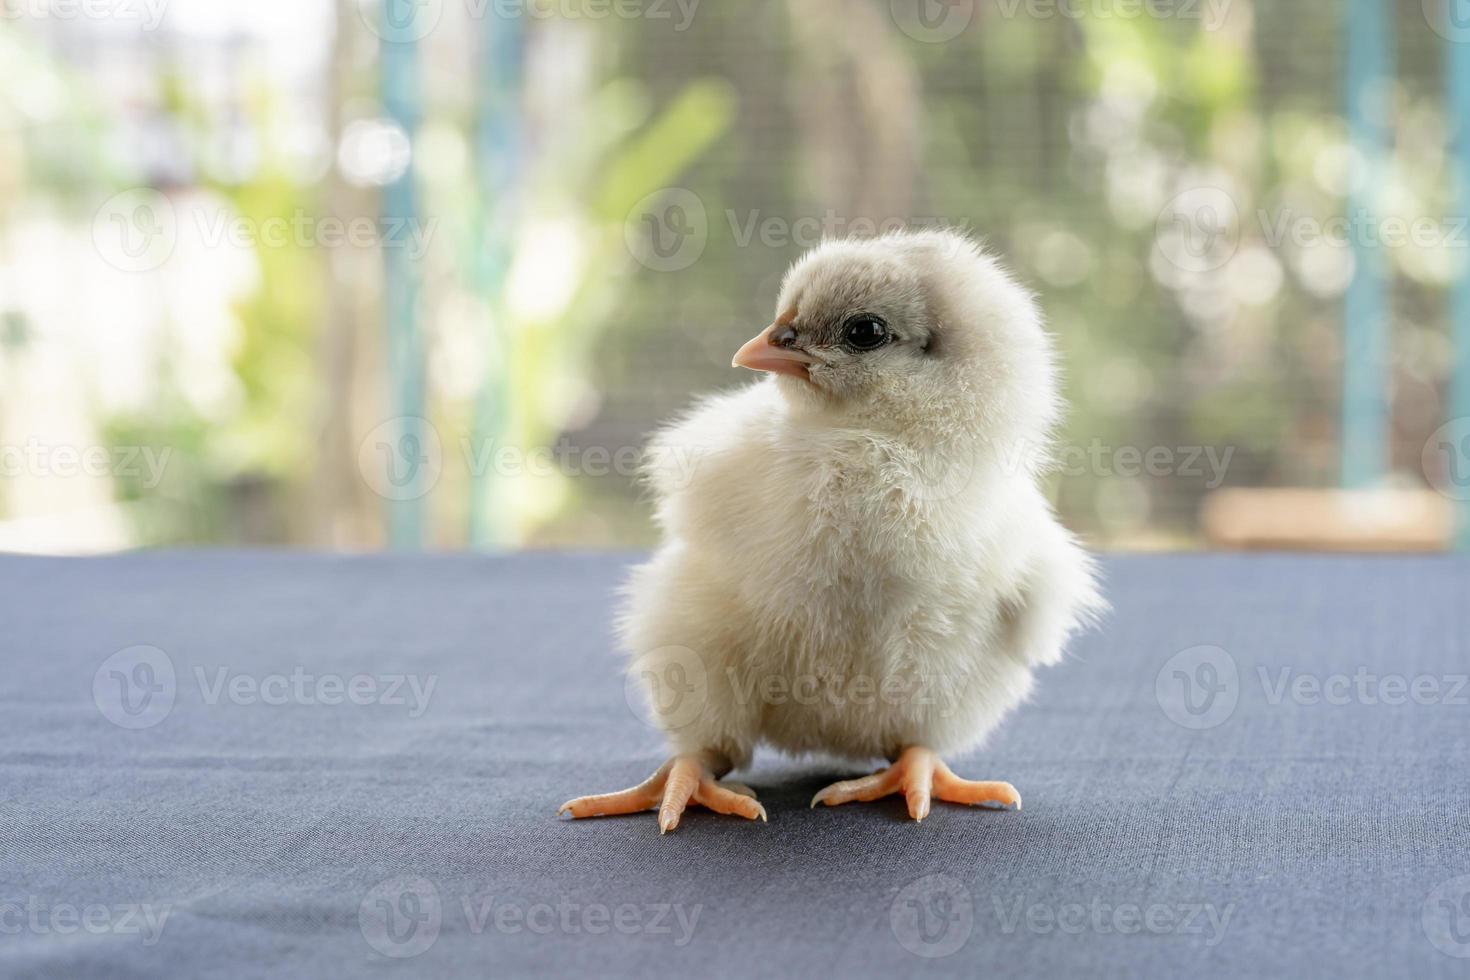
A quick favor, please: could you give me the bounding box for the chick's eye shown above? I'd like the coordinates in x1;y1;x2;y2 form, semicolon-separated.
843;315;889;351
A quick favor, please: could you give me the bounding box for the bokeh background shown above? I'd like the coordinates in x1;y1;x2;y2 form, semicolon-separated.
3;0;1470;553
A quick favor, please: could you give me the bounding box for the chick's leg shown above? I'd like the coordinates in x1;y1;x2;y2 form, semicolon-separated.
559;754;767;834
810;746;1020;821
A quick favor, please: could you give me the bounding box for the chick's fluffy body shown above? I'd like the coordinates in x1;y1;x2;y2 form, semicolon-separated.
621;231;1103;772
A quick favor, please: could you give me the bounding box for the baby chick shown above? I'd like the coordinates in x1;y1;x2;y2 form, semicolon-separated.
561;228;1103;832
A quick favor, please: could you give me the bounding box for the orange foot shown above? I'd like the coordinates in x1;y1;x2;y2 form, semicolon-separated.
559;755;767;834
810;746;1021;821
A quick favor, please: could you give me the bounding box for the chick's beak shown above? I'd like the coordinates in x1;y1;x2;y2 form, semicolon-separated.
732;323;817;379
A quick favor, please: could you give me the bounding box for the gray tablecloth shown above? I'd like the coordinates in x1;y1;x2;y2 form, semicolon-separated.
2;552;1468;978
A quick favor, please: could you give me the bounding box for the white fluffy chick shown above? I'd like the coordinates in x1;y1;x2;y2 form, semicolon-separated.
561;228;1103;833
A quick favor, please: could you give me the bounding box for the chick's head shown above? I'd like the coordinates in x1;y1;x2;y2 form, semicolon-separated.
734;228;1059;449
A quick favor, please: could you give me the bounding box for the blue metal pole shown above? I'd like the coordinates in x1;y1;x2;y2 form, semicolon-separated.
1341;0;1393;489
467;15;524;548
1448;6;1470;549
379;1;427;548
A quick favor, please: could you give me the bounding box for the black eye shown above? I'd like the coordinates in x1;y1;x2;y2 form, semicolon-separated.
843;315;890;351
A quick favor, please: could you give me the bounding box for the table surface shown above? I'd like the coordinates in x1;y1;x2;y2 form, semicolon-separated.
2;551;1468;979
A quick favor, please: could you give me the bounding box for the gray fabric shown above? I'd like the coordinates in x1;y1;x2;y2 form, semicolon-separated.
2;552;1468;979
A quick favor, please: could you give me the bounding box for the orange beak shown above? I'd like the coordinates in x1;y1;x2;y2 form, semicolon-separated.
732;323;818;379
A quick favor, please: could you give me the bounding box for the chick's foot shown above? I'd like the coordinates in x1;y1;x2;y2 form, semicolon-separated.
810;746;1021;821
559;755;766;834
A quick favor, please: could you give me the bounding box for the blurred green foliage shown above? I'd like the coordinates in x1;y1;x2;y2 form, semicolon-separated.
0;2;1462;551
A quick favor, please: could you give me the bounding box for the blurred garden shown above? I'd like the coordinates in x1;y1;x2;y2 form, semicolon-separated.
1;0;1468;552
